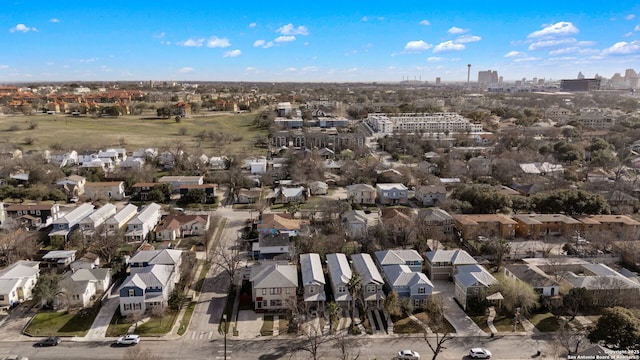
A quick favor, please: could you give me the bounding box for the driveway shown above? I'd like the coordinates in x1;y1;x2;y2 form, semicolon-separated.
235;310;263;339
85;296;119;339
433;280;487;337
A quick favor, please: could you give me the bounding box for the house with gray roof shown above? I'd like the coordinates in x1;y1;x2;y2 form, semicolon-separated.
425;249;477;280
346;184;376;205
49;203;95;241
558;263;640;307
42;250;77;271
375;249;423;272
326;253;353;308
300;253;326;311
104;204;138;236
341;210;380;238
0;260;39;308
59;268;111;308
453;264;498;310
79;204;117;237
129;249;182;271
274;186;306;204
250;262;298;312
351;253;385;308
415;184;447;207
504;264;560;297
382;264;433;307
125;202;162;242
119;264;175;315
375;183;409;205
419;207;455;235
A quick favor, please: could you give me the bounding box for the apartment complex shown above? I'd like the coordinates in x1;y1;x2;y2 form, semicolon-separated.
366;113;483;136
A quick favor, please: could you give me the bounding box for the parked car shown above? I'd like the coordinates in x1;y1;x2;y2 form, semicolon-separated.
36;336;61;347
116;334;140;345
398;349;420;359
469;348;492;359
2;356;28;360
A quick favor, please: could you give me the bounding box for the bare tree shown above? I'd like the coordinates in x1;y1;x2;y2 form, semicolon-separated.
90;231;124;265
336;331;361;360
556;321;588;355
423;295;453;360
289;322;332;360
211;237;242;292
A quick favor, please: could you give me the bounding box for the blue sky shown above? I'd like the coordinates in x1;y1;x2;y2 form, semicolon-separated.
2;1;640;83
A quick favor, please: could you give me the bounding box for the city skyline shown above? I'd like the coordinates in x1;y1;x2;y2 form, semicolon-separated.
2;1;640;83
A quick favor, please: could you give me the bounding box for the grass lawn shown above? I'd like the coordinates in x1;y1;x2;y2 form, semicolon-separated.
136;311;178;335
1;112;267;156
415;312;456;334
530;312;561;332
194;261;211;296
177;302;196;336
260;315;274;336
25;310;97;337
471;315;490;332
393;316;425;334
106;311;131;337
278;317;290;334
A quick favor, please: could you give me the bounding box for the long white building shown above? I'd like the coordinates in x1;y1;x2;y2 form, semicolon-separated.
366;112;483;136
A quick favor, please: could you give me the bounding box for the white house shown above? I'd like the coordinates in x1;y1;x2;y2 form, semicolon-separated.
125;203;162;242
346;184;377;204
375;249;424;272
351;253;385;308
155;214;210;241
381;264;433;307
83;182;126;201
79;204;117;237
250;262;298;311
341;210;380;238
0;260;39;308
49;203;95;241
158;176;204;190
300;253;326;311
504;264;560;297
326;253;353;308
60;268;111;308
119;264;175;315
375;183;409;205
104;204;138;236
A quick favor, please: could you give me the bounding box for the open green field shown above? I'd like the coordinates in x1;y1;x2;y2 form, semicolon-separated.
0;112;268;156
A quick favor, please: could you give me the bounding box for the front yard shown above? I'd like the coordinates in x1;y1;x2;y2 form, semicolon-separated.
25;309;98;337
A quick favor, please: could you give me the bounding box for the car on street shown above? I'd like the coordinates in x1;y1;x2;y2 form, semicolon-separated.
116;334;140;345
469;348;492;359
398;349;420;359
36;336;61;347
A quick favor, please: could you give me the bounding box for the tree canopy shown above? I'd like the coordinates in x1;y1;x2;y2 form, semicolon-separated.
588;307;640;350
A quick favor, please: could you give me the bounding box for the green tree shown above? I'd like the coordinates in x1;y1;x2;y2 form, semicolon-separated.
346;272;361;323
326;301;341;333
563;287;592;321
32;272;63;308
384;291;402;317
531;189;610;215
489;274;539;316
451;184;511;214
180;188;206;204
588;307;640;350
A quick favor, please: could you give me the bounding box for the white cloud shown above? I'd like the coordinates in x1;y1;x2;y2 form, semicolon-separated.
455;35;481;43
160;40;172;45
504;51;527;58
427;57;446;63
420;20;431;26
627;14;636;20
635;25;640;31
223;49;241;57
625;32;634;37
207;36;230;48
347;67;359;72
447;27;467;35
49;18;60;23
528;38;577;50
10;24;37;33
245;67;257;72
275;36;295;43
602;41;640;55
527;21;578;38
433;41;465;53
548;47;580;55
178;67;194;73
302;66;318;72
361;16;369;22
284;67;297;72
0;65;8;69
253;39;273;48
178;38;205;47
249;23;257;28
153;32;165;39
276;23;309;35
513;56;539;62
404;40;433;52
79;57;98;63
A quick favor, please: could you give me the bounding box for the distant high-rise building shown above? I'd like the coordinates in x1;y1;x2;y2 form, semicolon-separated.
498;76;503;84
477;70;499;84
561;78;601;92
577;71;585;79
435;77;441;85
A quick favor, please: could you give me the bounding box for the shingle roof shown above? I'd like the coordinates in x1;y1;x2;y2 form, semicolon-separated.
425;249;477;266
250;263;298;288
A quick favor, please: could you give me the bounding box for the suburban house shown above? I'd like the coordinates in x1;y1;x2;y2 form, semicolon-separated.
0;260;40;308
83;181;126;201
419;208;455;236
381;264;433;307
131;183;165;201
257;213;301;237
454;264;499;310
380;208;415;236
125;203;162;242
253;233;291;260
504;264;560;297
453;214;518;241
209;156;229;170
158;175;204;191
415;184;447;206
300;253;326;311
351;253;385;309
59;268;111;308
424;249;478;280
79;204;117;237
558;263;640;307
375;183;409;205
118;249;183;315
308;181;328;196
341;210;380;239
56;175;86;198
41;250;77;272
70;252;100;271
575;215;640;240
513;214;582;240
154;214;210;241
274;186;306;204
4;203;60;228
103;204;138;236
250;262;298;312
374;249;423;272
118;264;176;315
49;203;95;241
326;253;353;308
346;184;377;205
236;188;263;204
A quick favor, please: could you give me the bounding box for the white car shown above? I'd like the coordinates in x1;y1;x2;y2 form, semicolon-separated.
469;348;492;359
398;349;420;359
116;334;140;345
